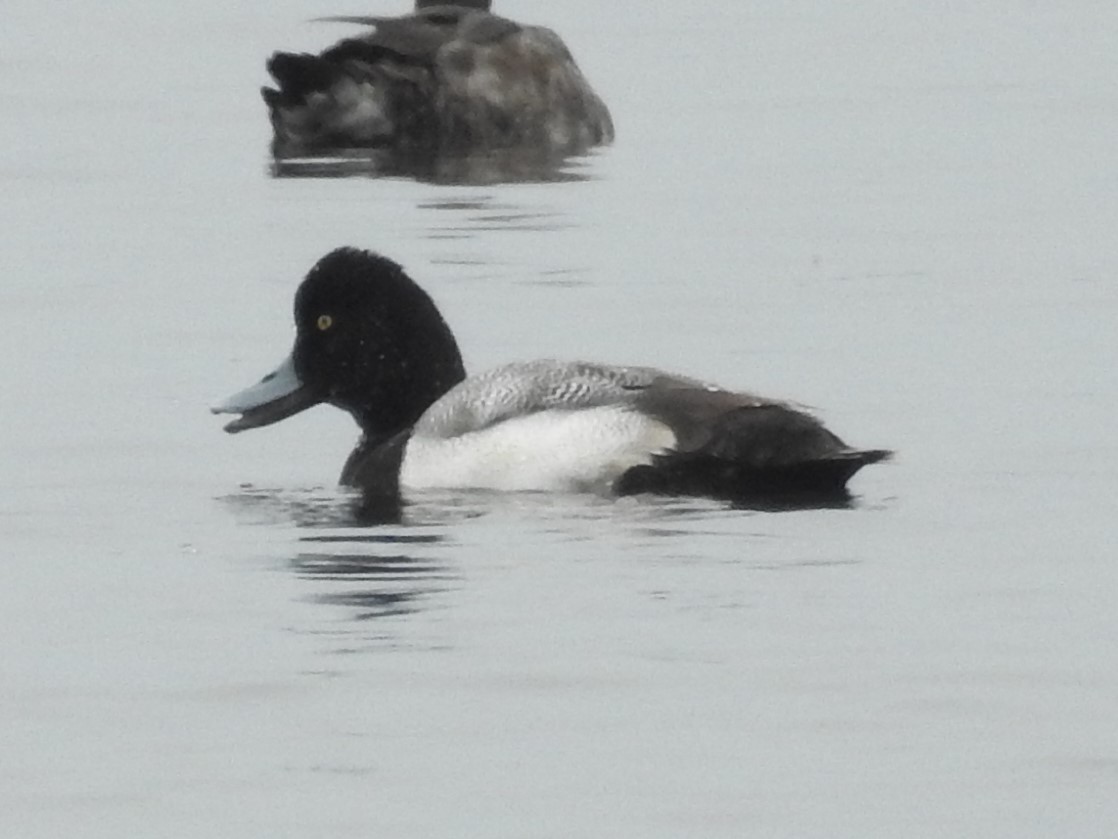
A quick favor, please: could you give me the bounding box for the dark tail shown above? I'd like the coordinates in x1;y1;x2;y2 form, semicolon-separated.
776;448;891;491
616;448;892;505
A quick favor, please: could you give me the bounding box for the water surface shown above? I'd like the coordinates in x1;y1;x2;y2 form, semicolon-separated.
2;1;1117;836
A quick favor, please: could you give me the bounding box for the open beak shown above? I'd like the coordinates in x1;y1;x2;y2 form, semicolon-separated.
211;353;322;433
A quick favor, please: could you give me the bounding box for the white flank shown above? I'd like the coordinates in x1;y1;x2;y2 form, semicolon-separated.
400;406;677;493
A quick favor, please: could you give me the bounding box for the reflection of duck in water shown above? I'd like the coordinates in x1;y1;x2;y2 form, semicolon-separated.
214;249;891;510
263;1;614;158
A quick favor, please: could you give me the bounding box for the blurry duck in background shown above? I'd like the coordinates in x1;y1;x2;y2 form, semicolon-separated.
262;1;614;159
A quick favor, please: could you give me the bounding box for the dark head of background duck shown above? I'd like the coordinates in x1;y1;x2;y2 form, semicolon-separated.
292;248;466;442
415;0;491;9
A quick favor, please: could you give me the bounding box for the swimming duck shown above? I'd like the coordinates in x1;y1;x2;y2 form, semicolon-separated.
213;249;890;508
262;2;615;157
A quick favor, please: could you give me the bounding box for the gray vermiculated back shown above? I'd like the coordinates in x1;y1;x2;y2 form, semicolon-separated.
411;360;774;440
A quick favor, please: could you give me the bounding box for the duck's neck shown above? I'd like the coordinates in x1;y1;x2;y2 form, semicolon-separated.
348;342;467;446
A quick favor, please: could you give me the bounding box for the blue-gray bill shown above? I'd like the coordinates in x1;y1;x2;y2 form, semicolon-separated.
211;353;321;433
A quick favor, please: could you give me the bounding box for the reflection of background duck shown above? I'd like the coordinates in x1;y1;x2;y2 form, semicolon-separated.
263;1;615;158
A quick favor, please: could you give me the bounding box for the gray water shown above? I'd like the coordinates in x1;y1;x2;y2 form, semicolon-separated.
3;1;1117;836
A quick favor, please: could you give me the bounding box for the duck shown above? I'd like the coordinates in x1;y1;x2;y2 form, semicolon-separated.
262;1;615;158
212;248;891;510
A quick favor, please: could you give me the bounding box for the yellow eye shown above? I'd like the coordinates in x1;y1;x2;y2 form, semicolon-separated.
316;314;333;331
